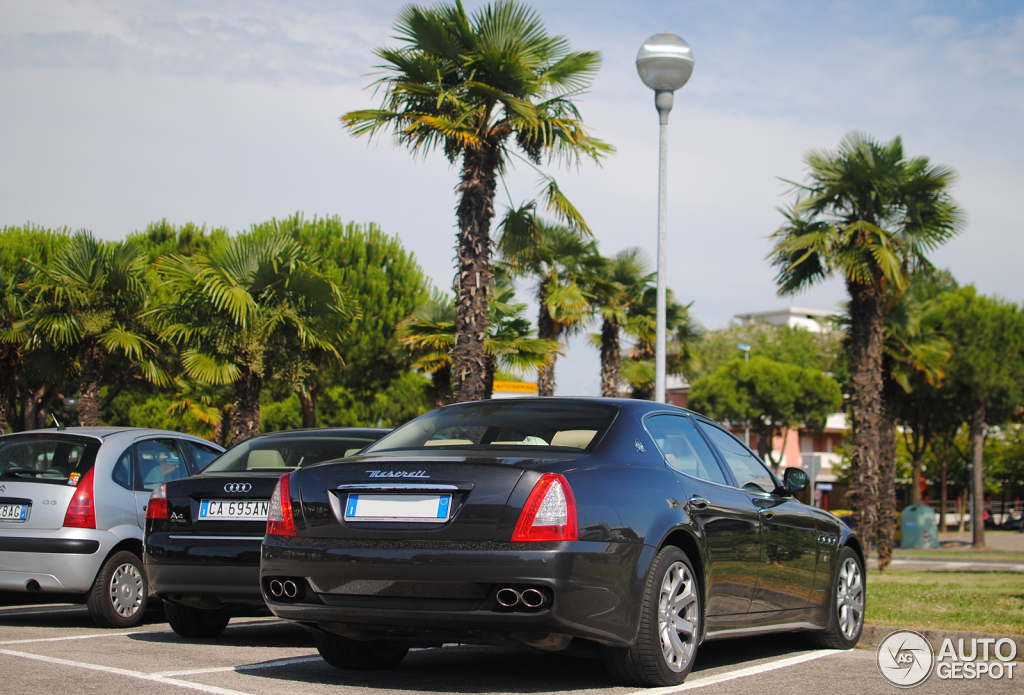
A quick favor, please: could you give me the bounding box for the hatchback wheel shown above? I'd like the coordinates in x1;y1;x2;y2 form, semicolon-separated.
87;550;148;628
603;546;701;686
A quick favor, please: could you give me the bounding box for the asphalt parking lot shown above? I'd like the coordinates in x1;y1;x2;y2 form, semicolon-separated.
0;601;1018;695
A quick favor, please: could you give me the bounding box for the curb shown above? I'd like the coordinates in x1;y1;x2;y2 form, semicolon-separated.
860;624;1024;655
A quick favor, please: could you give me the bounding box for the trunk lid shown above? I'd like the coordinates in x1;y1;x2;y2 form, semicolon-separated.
161;473;283;535
0;480;77;531
295;451;581;542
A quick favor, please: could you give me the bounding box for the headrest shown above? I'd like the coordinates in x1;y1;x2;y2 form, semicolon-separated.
247;450;285;468
551;430;597;449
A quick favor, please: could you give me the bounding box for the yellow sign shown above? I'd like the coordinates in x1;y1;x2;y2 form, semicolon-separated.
492;380;538;394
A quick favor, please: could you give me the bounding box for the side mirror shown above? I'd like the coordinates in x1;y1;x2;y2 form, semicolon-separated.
783;467;809;494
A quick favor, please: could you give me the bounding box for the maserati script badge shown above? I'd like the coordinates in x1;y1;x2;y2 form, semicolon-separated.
365;470;430;478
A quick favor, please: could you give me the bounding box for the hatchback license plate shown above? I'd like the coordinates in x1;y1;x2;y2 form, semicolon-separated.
344;494;451;523
198;499;270;520
0;503;28;522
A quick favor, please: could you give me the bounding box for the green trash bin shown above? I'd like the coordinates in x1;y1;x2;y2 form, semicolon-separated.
900;505;940;548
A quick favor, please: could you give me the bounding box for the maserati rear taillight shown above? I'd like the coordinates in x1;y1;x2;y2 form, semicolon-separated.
63;468;96;529
267;473;297;537
146;483;168;520
512;473;578;542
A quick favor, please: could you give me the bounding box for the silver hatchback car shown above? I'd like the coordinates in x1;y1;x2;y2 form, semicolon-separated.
0;427;223;627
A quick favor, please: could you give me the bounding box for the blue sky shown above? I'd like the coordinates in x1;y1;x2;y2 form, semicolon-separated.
2;0;1021;395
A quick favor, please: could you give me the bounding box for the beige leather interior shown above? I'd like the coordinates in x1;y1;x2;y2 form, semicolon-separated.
423;439;474;446
551;430;597;449
248;450;286;468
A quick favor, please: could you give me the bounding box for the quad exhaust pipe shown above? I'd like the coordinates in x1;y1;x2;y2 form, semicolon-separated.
496;586;548;609
268;579;300;599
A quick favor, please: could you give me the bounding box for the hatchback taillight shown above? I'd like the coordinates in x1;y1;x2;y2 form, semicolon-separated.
63;468;96;529
146;483;168;520
267;474;297;537
512;473;578;542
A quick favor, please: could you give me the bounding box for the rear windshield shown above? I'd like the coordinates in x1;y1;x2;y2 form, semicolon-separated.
202;434;380;473
364;401;619;453
0;435;102;486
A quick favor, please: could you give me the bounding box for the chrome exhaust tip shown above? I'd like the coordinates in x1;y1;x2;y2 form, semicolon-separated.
269;579;284;597
496;588;520;607
520;588;546;608
283;580;298;598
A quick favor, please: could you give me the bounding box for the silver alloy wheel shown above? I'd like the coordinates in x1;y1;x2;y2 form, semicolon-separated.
108;562;144;618
836;556;864;639
657;561;699;672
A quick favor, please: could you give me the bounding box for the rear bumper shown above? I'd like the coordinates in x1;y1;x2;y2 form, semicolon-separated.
145;532;264;607
260;536;647;648
0;528;113;593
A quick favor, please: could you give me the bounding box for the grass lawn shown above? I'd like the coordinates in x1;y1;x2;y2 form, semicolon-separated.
866;570;1024;635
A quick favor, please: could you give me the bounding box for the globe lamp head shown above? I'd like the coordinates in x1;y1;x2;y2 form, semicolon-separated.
636;33;694;91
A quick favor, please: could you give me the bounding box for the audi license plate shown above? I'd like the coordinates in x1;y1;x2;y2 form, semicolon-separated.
0;503;28;522
344;493;451;523
198;499;269;520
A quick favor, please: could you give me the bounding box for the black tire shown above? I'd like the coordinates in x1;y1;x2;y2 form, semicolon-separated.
809;545;865;649
314;631;409;671
164;601;231;638
603;546;702;687
86;550;148;628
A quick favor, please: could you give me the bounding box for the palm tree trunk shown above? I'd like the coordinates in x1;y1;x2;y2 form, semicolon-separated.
845;279;885;548
431;366;451;408
599;317;621;397
78;337;103;426
537;296;557;397
939;449;948;532
484;356;496;399
451;146;497;403
0;342;16;433
877;384;899;571
230;368;262;445
298;381;317;429
970;398;986;549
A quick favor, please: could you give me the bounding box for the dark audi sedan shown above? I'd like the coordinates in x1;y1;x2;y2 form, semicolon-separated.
261;399;864;687
145;428;387;637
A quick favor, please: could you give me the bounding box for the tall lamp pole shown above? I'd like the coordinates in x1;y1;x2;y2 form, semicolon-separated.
637;33;694;403
737;344;751;445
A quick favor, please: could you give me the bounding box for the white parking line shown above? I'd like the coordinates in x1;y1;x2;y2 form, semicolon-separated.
0;617;286;645
0;648;252;695
624;649;843;695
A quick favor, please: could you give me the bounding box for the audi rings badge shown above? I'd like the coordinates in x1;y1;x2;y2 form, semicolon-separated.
224;483;253;493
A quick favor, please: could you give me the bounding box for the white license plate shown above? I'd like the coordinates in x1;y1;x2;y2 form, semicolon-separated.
344;494;451;523
198;499;269;521
0;503;28;522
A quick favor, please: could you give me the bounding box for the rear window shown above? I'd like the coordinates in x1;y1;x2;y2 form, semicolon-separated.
0;435;101;486
202;435;380;473
364;401;619;453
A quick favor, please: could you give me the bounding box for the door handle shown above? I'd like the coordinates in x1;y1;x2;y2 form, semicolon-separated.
758;508;775;520
688;496;709;510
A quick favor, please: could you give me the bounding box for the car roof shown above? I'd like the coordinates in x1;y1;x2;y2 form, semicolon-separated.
0;427;216;442
435;396;700;417
246;427;391;439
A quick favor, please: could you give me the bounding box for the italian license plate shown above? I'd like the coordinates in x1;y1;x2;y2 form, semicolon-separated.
198;499;269;521
0;503;28;522
344;493;451;523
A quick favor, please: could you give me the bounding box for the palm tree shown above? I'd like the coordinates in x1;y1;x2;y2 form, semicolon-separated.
399;282;560;405
343;0;611;402
25;231;167;426
621;286;701;400
154;233;353;445
590;248;653;397
497;219;601;395
769;131;963;543
0;268;27;432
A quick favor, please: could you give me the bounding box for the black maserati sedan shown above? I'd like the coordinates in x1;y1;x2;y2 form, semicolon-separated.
144;427;387;637
260;399;864;687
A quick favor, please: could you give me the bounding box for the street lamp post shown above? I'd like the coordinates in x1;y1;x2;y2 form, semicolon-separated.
736;344;751;445
636;33;694;404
